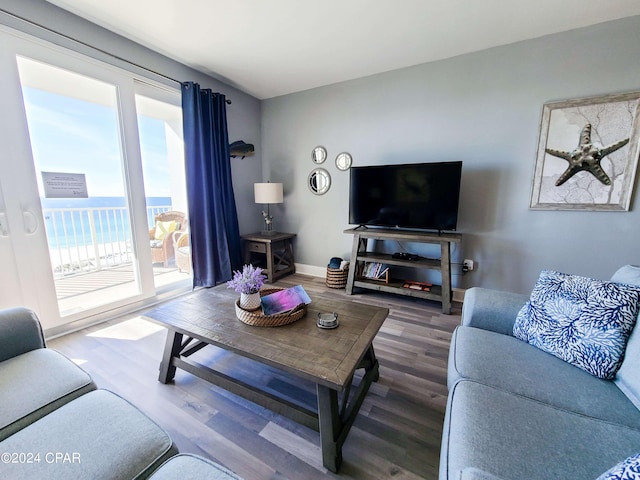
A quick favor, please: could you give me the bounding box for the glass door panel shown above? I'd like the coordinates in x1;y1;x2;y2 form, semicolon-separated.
16;56;141;317
135;85;191;290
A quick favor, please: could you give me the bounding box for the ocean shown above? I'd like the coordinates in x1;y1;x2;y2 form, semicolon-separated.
41;196;173;249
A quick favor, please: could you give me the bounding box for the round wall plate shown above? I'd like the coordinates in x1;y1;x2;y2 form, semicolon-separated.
312;145;327;164
308;168;331;195
335;152;352;171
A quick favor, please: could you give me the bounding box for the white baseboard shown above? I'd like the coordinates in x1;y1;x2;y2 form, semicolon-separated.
294;263;326;278
452;288;466;303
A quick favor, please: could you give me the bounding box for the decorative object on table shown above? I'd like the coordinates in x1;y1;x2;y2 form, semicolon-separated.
317;312;339;329
254;182;283;235
235;288;308;327
530;91;640;211
335;152;352;171
229;140;254;159
312;145;327;164
260;285;311;315
227;264;267;310
308;168;331;195
326;257;349;289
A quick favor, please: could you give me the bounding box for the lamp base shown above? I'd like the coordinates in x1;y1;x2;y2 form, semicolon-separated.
260;230;278;236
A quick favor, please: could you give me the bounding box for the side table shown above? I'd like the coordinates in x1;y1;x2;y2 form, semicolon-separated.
241;232;296;283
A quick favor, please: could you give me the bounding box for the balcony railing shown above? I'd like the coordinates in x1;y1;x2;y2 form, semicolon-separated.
43;205;171;277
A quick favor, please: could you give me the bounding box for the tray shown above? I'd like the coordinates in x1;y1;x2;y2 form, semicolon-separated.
235;288;307;327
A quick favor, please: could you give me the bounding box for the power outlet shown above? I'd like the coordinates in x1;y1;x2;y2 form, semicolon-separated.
463;259;475;272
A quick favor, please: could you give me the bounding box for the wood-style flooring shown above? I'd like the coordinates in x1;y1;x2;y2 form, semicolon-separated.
48;273;461;479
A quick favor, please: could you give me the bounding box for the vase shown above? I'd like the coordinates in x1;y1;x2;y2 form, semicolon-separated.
240;292;261;311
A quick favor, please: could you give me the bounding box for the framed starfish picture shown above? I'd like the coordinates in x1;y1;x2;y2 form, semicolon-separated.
530;91;640;210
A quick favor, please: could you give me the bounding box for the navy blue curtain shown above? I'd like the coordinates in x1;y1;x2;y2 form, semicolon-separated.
181;82;242;287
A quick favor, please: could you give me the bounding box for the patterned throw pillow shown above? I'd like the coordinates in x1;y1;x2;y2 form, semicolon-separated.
153;220;178;241
596;452;640;479
513;270;640;380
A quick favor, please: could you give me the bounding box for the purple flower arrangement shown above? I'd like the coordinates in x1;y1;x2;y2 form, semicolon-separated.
227;264;266;294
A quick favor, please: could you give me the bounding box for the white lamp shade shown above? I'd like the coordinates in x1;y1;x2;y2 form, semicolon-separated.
254;183;283;204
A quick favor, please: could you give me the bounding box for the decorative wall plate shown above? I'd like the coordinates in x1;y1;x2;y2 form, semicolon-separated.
335;152;352;171
312;145;327;164
308;168;331;195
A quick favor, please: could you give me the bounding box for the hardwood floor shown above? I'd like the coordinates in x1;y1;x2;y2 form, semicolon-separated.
48;273;461;479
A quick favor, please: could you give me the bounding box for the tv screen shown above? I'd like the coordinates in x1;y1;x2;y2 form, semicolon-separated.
349;161;462;231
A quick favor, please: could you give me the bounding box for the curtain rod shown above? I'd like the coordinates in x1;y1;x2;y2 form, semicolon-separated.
0;9;232;104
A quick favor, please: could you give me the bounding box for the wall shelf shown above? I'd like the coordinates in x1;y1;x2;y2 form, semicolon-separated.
344;227;461;314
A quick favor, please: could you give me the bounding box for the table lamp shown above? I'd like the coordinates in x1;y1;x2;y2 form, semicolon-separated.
254;182;283;235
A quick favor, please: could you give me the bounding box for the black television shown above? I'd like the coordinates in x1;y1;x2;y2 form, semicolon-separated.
349;161;462;232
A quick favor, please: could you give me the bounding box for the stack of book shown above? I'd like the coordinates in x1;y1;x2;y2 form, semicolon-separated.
360;262;389;282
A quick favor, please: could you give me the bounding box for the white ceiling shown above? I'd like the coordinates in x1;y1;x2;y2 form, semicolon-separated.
46;0;640;100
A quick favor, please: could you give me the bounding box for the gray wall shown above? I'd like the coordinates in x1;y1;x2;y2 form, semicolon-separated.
0;0;264;235
262;16;640;294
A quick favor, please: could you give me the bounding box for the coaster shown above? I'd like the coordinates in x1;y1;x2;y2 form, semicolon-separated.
317;312;339;329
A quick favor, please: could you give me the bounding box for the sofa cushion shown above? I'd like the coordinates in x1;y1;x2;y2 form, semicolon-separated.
0;389;177;479
513;270;640;379
0;348;96;441
448;326;640;429
596;452;640;480
150;454;243;479
611;265;640;410
440;380;640;480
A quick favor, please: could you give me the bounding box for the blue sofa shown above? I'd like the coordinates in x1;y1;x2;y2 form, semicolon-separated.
440;265;640;480
0;307;241;479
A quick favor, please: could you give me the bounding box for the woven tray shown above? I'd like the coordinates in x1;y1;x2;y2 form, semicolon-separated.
326;264;349;289
235;288;307;327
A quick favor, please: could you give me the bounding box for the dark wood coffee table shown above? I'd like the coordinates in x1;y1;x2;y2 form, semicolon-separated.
143;286;389;472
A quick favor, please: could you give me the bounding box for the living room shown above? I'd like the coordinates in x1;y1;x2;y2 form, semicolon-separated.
2;1;640;479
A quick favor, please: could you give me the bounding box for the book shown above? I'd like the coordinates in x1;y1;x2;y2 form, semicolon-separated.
260;285;312;315
402;280;432;291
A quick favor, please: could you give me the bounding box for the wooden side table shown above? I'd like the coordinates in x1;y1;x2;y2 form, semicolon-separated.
241;232;296;283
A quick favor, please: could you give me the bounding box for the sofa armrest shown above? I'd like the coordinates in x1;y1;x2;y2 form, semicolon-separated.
461;287;528;336
0;307;45;363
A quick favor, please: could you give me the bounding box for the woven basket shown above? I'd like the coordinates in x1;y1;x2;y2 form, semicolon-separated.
235;288;307;327
326;265;349;289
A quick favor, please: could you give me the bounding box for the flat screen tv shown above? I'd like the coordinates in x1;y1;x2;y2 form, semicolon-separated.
349;161;462;232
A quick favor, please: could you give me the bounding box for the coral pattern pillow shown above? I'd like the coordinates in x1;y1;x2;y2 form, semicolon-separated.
513;270;640;380
596;452;640;479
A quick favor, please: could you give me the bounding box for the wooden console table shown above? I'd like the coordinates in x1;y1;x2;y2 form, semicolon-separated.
242;232;296;283
344;227;461;314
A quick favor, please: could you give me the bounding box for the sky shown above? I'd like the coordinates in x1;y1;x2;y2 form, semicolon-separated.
21;86;172;198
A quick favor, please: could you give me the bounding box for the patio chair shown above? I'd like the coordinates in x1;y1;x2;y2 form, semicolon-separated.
149;211;186;267
172;231;191;274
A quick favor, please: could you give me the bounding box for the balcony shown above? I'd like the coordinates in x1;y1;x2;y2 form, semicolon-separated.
43;204;190;316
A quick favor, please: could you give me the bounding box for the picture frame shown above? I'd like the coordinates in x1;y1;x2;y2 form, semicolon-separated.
530;91;640;211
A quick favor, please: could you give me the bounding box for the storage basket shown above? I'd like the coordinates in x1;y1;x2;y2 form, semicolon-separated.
326;264;349;289
235;288;307;327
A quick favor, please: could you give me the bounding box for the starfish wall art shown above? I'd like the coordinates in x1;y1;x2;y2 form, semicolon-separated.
530;91;640;211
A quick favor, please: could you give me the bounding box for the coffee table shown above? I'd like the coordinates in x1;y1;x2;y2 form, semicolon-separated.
143;286;389;472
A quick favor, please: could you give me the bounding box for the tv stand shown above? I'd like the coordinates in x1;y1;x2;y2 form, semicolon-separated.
344;227;462;314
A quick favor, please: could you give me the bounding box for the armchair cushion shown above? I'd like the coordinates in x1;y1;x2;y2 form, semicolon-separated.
0;307;45;363
0;348;96;440
513;270;640;379
153;220;178;241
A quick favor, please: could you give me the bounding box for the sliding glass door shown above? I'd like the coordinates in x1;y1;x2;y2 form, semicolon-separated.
0;26;190;331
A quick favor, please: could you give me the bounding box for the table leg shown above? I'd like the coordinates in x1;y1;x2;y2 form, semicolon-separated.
317;385;342;473
159;329;182;384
